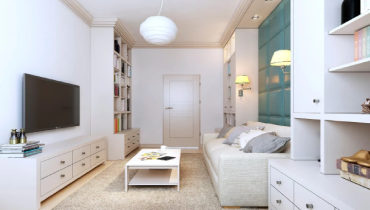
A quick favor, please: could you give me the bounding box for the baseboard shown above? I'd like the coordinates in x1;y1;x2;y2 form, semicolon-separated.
140;144;161;148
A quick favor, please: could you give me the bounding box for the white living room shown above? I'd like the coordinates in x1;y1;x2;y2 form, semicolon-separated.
1;0;370;210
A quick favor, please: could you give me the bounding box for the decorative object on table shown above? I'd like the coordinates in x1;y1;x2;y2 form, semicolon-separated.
337;158;370;189
361;98;370;114
235;75;251;97
341;0;361;24
0;141;44;158
139;151;167;161
140;0;178;45
161;145;167;152
270;49;291;74
19;128;27;144
114;40;120;53
158;156;175;161
9;129;19;144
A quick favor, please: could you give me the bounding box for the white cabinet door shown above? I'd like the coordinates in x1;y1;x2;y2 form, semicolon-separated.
223;63;230;112
230;54;236;112
292;0;323;113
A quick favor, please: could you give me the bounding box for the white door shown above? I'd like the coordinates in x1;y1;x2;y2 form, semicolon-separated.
292;0;323;113
164;75;200;147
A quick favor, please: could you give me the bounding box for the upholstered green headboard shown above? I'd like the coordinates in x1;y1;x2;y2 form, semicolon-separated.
258;0;290;126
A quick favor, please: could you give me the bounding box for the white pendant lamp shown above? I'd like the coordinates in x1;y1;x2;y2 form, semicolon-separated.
140;0;178;45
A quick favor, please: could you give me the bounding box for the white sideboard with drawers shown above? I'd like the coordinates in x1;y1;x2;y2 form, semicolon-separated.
269;159;370;210
0;135;107;210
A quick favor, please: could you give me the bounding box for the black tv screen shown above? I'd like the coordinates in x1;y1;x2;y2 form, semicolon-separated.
23;74;80;133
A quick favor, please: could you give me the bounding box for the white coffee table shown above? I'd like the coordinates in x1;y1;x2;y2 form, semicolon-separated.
125;149;181;192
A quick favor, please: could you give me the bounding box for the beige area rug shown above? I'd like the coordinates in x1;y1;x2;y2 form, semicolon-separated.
53;150;267;210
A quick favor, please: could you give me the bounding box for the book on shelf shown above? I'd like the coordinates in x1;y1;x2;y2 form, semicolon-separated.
0;147;42;158
354;26;370;61
1;141;40;148
128;66;132;78
359;29;362;60
367;27;370;58
114;118;123;133
114;84;119;96
121;99;125;111
0;145;40;153
363;27;367;59
114;73;120;83
114;54;119;69
227;63;230;74
127;99;130;111
355;31;359;61
121;62;125;74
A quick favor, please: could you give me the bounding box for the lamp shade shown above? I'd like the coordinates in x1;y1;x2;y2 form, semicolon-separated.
140;16;178;45
270;50;291;67
235;75;250;84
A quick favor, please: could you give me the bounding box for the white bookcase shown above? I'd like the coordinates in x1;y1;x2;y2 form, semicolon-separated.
91;20;139;160
269;1;370;209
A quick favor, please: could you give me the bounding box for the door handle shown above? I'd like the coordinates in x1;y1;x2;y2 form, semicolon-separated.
165;107;173;110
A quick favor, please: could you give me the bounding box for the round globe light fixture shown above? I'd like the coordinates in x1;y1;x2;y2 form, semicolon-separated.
140;0;178;45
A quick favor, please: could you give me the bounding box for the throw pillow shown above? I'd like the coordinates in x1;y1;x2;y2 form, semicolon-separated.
222;126;265;145
243;133;291;153
217;124;234;139
237;130;275;149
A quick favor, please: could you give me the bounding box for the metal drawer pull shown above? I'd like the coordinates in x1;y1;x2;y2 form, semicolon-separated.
306;204;314;209
82;152;86;155
276;181;282;185
137;134;139;135
96;156;100;158
165;107;173;109
313;99;320;103
132;135;135;137
276;200;281;204
61;174;65;178
82;163;86;166
61;161;65;164
128;138;130;140
128;146;130;148
96;146;100;149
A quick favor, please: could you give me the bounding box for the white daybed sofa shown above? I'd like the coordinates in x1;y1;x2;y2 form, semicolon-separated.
202;121;291;207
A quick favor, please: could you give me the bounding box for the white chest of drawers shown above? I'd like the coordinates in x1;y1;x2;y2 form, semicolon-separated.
0;135;107;210
269;159;370;210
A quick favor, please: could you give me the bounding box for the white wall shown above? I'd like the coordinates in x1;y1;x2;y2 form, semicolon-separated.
235;29;259;125
132;48;223;145
0;0;91;145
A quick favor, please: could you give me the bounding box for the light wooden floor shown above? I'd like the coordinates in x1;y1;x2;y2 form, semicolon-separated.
40;147;202;210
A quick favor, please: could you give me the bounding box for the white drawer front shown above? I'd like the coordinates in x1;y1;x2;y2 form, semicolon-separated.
125;135;135;144
73;145;91;163
91;149;106;166
294;182;335;210
73;157;91;177
41;165;72;196
130;131;140;140
271;185;294;210
91;140;105;154
271;167;294;201
41;152;72;179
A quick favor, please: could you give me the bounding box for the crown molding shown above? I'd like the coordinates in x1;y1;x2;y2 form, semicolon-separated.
114;20;136;49
219;0;253;47
134;42;222;48
60;0;93;26
91;18;118;27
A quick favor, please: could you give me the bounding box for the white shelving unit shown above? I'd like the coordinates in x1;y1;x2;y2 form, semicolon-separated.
329;57;370;72
329;11;370;35
91;20;139;160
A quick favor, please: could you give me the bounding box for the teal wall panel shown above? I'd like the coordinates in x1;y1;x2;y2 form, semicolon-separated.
258;0;290;126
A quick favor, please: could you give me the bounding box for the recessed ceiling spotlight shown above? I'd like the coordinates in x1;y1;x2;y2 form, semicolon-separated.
251;15;260;20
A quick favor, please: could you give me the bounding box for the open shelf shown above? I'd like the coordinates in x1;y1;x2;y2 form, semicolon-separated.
329;57;370;72
329;11;370;35
114;51;132;66
114;67;119;72
324;113;370;124
114;111;131;114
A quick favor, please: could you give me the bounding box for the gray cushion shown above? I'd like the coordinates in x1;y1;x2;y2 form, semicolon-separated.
222;126;265;145
217;125;234;139
243;133;291;153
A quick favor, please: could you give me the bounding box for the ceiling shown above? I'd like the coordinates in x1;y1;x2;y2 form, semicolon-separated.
76;0;282;47
78;0;240;45
237;0;282;28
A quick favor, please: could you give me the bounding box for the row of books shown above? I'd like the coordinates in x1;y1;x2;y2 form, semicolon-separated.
0;141;44;158
128;66;132;78
114;73;120;83
127;99;130;111
354;26;370;61
114;54;120;69
114;84;120;96
114;117;124;133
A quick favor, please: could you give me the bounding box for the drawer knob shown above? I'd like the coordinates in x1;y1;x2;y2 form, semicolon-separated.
61;174;65;178
133;143;135;144
96;156;100;158
276;181;282;185
137;134;139;135
128;146;130;148
82;152;86;155
132;136;135;137
96;146;100;149
82;163;86;166
61;161;65;164
128;138;130;140
313;99;320;103
276;200;281;204
306;204;314;209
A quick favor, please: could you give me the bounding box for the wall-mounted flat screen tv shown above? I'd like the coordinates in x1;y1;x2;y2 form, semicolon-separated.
23;74;80;133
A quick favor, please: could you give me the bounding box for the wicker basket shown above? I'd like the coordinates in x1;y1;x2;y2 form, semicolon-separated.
362;104;370;114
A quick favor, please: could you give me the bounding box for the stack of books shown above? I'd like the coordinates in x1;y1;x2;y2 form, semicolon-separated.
114;117;123;133
0;141;44;158
336;159;370;189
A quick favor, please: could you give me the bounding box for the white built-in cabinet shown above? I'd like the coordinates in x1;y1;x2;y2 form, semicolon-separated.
222;29;258;126
273;0;370;209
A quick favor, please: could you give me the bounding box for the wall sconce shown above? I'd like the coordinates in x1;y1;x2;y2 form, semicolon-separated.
235;75;251;97
270;50;291;74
